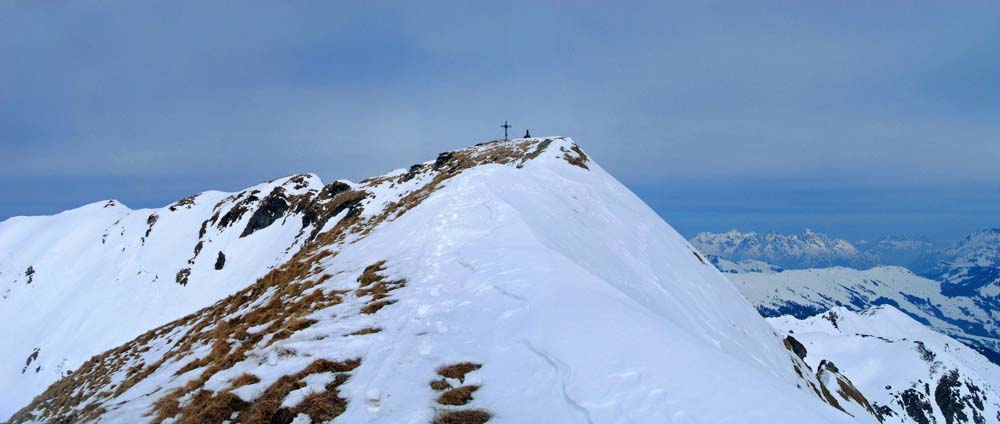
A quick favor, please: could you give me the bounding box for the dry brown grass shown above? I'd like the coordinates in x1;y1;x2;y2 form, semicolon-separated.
818;380;846;413
437;363;481;383
176;390;248;424
562;144;590;170
835;374;879;418
230;373;261;389
361;300;395;315
285;318;318;332
9;244;348;424
358;261;386;286
241;358;359;424
437;385;479;406
430;379;452;391
434;409;492;424
349;327;382;336
354;260;406;315
294;389;348;422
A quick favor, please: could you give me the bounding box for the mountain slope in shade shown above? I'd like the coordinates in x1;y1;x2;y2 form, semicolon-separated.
727;265;1000;365
691;229;879;270
4;138;863;423
769;307;1000;424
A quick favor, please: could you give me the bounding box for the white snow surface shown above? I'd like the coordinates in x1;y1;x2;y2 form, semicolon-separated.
769;306;1000;423
0;174;324;419
4;138;857;423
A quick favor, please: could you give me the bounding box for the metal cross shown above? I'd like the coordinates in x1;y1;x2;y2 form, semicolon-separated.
501;121;511;141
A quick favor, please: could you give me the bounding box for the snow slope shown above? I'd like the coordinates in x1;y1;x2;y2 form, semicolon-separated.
770;306;1000;424
6;138;865;423
691;229;879;270
0;174;334;419
728;265;1000;364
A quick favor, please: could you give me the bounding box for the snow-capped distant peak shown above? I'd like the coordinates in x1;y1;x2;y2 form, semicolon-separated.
691;229;879;270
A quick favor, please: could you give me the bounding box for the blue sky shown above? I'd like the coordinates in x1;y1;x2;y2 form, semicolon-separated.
2;2;998;242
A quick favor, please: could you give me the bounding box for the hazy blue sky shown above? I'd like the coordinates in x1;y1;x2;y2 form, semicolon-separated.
2;2;998;242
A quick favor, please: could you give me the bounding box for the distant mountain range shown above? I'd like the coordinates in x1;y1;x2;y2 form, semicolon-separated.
712;228;1000;366
690;229;880;270
855;235;941;274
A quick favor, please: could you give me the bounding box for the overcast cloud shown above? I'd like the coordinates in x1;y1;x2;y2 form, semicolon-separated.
2;1;998;241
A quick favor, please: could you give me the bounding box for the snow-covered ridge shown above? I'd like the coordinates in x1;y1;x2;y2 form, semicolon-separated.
0;172;336;419
691;229;879;270
6;137;864;423
769;306;1000;424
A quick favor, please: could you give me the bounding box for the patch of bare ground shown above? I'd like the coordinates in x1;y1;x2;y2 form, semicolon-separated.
437;385;479;406
434;409;492;424
437;363;481;383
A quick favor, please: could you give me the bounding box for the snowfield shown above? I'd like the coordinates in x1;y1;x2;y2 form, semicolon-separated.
5;138;875;423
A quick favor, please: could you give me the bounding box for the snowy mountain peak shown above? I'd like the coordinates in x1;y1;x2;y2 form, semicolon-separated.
0;138;876;423
2;136;868;423
691;229;878;270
